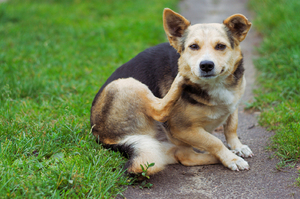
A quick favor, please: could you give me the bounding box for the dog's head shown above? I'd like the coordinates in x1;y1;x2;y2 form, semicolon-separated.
163;8;251;84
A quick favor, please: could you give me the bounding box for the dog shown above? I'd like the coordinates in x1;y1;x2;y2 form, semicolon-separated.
90;8;253;175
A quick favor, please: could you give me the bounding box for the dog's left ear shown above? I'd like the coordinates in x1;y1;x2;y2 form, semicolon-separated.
223;14;252;42
163;8;190;52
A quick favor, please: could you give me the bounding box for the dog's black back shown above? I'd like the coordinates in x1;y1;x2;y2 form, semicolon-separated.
92;42;180;107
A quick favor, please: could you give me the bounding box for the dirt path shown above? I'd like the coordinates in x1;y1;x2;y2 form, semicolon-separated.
120;0;300;198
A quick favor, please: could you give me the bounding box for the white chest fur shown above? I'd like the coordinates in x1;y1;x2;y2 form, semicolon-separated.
205;83;241;120
209;86;235;105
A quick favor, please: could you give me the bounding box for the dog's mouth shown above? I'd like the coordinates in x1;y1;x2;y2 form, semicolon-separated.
202;74;216;78
201;67;225;79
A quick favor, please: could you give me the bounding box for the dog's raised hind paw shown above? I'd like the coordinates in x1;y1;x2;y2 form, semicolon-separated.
231;145;254;158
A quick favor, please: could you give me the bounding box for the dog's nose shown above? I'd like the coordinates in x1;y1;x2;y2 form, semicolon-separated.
200;61;214;72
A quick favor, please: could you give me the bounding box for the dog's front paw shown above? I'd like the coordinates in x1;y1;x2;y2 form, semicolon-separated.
227;157;250;171
231;145;254;158
219;150;250;171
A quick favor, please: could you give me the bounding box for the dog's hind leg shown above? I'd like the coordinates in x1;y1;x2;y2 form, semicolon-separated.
92;75;185;175
106;73;185;123
141;73;185;122
224;109;254;158
174;146;219;166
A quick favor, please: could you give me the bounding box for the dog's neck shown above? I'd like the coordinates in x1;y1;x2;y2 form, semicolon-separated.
182;75;244;107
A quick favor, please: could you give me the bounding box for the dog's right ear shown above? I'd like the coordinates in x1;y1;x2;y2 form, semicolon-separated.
163;8;190;52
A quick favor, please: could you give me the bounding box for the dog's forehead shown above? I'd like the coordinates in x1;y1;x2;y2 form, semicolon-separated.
186;23;227;41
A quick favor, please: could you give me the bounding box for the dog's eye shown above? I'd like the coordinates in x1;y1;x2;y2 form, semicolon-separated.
215;44;226;50
189;44;200;50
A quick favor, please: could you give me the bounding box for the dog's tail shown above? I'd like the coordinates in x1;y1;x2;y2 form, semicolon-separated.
104;135;176;175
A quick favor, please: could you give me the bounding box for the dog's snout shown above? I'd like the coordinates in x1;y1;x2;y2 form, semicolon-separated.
200;61;214;72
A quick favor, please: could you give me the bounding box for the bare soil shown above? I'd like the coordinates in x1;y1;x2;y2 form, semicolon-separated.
120;0;300;198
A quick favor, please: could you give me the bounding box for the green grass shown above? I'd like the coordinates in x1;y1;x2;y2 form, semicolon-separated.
0;0;177;197
249;0;300;170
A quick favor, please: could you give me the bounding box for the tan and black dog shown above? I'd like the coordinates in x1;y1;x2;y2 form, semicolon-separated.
90;8;253;175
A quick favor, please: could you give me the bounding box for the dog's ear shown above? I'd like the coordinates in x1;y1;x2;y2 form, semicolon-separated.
223;14;251;42
163;8;190;52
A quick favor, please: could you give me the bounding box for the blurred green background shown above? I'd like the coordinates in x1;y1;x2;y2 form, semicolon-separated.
0;0;177;197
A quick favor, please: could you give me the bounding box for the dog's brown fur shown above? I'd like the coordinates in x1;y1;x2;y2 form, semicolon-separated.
90;8;253;175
